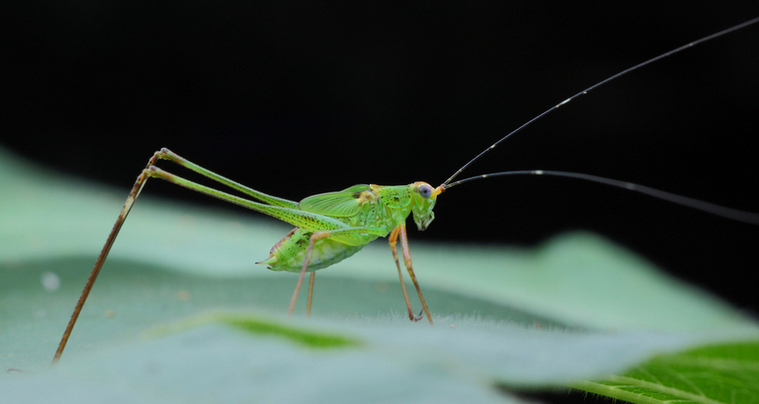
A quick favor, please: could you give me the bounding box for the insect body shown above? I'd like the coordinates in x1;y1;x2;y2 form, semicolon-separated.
144;152;441;324
259;183;438;272
52;16;759;364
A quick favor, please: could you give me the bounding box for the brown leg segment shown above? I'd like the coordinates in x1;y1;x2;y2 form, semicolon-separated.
398;224;433;325
287;226;388;317
288;230;329;316
388;226;417;321
307;271;315;317
52;151;162;365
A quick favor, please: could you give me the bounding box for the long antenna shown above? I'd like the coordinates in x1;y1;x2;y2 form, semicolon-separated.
443;170;759;225
441;16;759;187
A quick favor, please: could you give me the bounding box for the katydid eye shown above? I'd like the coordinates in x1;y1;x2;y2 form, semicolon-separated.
418;184;432;199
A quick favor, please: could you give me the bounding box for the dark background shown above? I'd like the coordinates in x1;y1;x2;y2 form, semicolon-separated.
3;1;758;325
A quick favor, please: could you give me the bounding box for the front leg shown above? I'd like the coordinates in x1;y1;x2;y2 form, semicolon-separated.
397;224;433;325
389;227;423;322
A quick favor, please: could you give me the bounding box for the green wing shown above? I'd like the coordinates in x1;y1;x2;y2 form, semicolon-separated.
298;184;370;217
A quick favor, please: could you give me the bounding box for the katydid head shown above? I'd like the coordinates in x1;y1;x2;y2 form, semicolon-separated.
411;181;443;231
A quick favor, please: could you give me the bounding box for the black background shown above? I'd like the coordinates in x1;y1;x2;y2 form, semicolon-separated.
3;2;758;324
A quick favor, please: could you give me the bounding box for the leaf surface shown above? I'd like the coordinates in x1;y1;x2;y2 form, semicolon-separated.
1;147;757;404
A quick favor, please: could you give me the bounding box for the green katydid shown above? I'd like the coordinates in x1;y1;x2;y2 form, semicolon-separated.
52;16;759;364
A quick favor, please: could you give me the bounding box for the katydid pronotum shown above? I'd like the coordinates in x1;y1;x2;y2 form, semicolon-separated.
52;16;759;364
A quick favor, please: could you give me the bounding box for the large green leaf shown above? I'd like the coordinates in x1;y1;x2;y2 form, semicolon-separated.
1;146;757;403
574;340;759;403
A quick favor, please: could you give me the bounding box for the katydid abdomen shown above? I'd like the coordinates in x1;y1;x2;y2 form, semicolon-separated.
258;227;372;272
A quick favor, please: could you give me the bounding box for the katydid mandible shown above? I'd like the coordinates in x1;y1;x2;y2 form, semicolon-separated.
52;16;759;364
